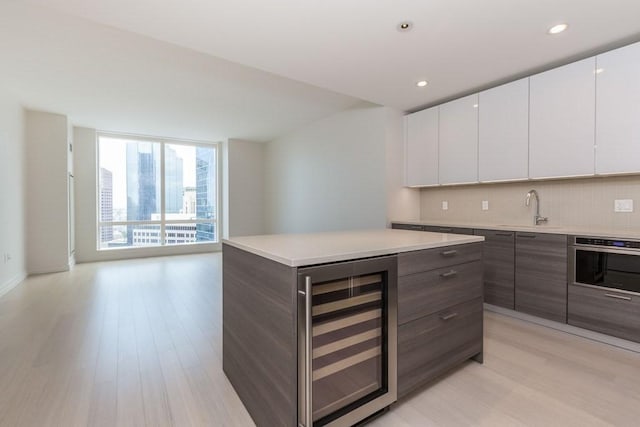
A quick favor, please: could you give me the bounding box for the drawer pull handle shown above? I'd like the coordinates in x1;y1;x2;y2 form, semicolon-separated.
440;270;458;278
410;226;422;230
518;234;536;239
439;312;458;321
439;228;453;232
604;293;632;301
441;250;458;257
495;233;512;237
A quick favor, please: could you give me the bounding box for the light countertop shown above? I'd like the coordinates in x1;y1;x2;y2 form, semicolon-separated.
223;229;484;267
391;220;640;240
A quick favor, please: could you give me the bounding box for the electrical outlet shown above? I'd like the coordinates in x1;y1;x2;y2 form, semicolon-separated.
614;199;633;213
442;201;448;211
482;200;489;211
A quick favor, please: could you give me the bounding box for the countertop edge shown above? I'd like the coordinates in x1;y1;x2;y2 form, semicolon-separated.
223;234;484;267
391;220;640;239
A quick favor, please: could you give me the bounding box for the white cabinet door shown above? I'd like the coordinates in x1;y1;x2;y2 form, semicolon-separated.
529;57;596;179
595;41;640;175
439;94;478;185
478;78;529;182
405;107;438;186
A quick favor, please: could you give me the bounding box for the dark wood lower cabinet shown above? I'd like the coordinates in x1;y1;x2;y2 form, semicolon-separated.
422;225;474;235
398;260;482;324
397;298;483;398
474;229;515;309
391;223;425;231
515;232;568;323
568;284;640;343
396;242;484;400
222;244;297;427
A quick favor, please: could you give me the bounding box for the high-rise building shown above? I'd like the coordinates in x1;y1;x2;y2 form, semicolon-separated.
182;186;196;214
126;142;161;245
195;146;216;242
99;167;113;242
164;146;184;214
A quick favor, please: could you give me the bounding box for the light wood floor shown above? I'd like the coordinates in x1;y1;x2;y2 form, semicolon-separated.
1;253;638;426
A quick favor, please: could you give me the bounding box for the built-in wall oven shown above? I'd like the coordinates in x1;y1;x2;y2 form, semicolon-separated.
297;256;397;427
569;236;640;295
568;236;640;343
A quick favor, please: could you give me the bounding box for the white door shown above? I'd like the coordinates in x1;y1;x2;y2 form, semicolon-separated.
595;41;640;175
479;78;529;182
529;58;596;179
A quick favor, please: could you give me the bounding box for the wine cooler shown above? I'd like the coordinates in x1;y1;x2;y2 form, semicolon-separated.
297;256;397;427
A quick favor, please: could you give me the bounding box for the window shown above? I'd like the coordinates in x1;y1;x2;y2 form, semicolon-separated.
97;134;219;249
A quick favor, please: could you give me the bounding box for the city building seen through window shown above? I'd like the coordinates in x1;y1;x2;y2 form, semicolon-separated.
97;134;218;249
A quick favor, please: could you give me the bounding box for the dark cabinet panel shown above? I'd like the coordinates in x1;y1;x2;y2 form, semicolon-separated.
222;244;298;427
474;229;515;309
515;232;568;322
422;225;474;235
568;284;640;343
398;243;482;277
398;261;483;324
391;223;425;231
397;298;483;398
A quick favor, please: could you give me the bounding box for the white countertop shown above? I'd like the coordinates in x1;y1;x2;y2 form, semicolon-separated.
223;229;484;267
392;220;640;240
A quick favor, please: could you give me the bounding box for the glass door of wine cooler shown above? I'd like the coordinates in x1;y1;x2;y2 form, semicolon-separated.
298;256;397;427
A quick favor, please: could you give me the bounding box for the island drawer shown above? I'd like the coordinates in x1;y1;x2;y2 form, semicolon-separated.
398;243;482;276
397;297;483;398
568;284;640;343
398;260;483;324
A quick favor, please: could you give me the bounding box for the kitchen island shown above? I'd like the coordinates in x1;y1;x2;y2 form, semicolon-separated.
222;229;484;426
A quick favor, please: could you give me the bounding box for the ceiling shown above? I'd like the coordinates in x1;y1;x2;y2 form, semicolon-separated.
0;3;361;142
4;1;640;141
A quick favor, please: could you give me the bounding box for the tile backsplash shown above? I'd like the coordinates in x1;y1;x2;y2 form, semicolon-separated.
420;175;640;231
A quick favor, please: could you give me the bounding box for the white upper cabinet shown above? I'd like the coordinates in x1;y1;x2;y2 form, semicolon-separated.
405;107;439;186
478;78;529;182
529;57;596;179
439;94;479;185
595;41;640;175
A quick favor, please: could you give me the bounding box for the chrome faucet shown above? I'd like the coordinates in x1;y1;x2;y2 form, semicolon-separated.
525;189;548;225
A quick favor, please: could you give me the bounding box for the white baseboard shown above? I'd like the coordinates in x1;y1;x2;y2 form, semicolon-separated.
0;271;27;299
485;303;640;354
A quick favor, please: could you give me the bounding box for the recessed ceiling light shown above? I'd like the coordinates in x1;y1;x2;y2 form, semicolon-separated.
596;68;604;74
397;21;413;32
416;80;428;88
548;23;568;35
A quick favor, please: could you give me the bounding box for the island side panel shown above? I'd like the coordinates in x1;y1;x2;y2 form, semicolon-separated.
222;243;298;427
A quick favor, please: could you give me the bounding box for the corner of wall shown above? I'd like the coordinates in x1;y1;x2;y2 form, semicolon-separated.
25;110;70;274
0;93;27;297
221;139;230;239
384;107;421;224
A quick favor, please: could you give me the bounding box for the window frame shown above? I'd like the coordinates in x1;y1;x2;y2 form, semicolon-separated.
96;132;221;251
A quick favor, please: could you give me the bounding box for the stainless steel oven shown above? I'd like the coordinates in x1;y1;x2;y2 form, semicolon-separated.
569;236;640;295
297;256;397;427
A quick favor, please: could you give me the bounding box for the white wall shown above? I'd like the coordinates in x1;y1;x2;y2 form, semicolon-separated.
25;110;70;274
224;139;265;237
0;95;26;296
73;127;219;263
265;104;419;234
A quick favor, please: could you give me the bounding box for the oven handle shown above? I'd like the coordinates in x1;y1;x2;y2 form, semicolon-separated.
605;293;632;301
570;245;640;256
